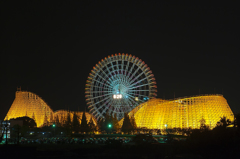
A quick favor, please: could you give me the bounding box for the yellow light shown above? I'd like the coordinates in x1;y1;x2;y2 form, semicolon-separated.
4;91;98;128
119;95;234;130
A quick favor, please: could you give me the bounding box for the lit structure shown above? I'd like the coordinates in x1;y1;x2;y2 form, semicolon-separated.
118;94;234;129
4;91;97;127
85;53;157;121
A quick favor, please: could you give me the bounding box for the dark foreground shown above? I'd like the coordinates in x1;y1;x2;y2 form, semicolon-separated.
1;141;240;159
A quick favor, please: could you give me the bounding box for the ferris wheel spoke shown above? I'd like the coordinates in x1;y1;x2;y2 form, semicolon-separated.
99;67;114;83
127;61;136;78
95;100;112;110
129;71;145;85
96;96;115;112
91;78;112;88
102;99;113;113
102;97;114;108
125;61;130;76
89;86;107;91
129;67;140;81
110;61;117;76
129;84;150;90
90;92;113;100
121;74;130;85
93;73;113;87
125;93;145;103
121;59;124;74
90;109;99;116
95;73;113;86
128;92;149;99
128;76;149;88
103;63;113;80
123;98;134;110
92;83;111;89
90;91;113;93
103;105;113;115
91;91;112;94
124;94;139;106
112;63;123;82
95;77;104;88
111;73;120;82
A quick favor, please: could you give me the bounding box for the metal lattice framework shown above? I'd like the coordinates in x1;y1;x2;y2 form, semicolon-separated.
4;91;98;127
118;94;234;129
85;53;157;120
4;91;53;127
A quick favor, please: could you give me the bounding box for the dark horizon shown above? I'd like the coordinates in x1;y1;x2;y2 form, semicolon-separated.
1;2;239;120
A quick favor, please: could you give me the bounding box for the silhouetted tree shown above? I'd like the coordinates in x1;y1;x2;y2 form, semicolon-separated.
13;116;37;128
72;112;80;132
55;115;60;127
88;117;96;133
113;113;120;132
98;118;104;133
157;129;161;135
200;118;209;132
172;128;182;135
43;112;48;127
80;112;90;133
63;111;72;135
216;116;231;129
186;127;192;136
234;113;240;128
49;112;53;124
121;113;134;133
98;112;113;133
130;115;137;129
10;117;37;137
60;114;64;125
65;111;71;128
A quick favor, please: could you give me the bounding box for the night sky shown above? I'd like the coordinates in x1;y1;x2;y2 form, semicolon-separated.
1;1;239;120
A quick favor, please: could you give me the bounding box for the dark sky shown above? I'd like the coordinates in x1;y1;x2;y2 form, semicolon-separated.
1;1;239;120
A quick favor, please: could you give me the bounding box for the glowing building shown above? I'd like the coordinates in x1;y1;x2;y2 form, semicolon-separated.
119;94;234;129
4;91;97;127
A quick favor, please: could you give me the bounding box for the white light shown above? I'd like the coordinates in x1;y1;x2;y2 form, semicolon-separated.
113;94;122;99
135;97;139;101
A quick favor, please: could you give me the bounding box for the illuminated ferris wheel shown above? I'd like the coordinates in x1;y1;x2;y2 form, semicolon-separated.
85;53;157;120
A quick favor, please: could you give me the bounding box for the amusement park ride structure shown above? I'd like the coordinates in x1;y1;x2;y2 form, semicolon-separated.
118;95;234;130
4;90;97;127
3;53;234;130
85;53;157;120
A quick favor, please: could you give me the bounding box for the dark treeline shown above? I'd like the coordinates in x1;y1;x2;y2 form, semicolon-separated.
2;112;240;143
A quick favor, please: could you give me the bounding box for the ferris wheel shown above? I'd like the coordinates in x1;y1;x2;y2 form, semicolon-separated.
85;53;157;120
